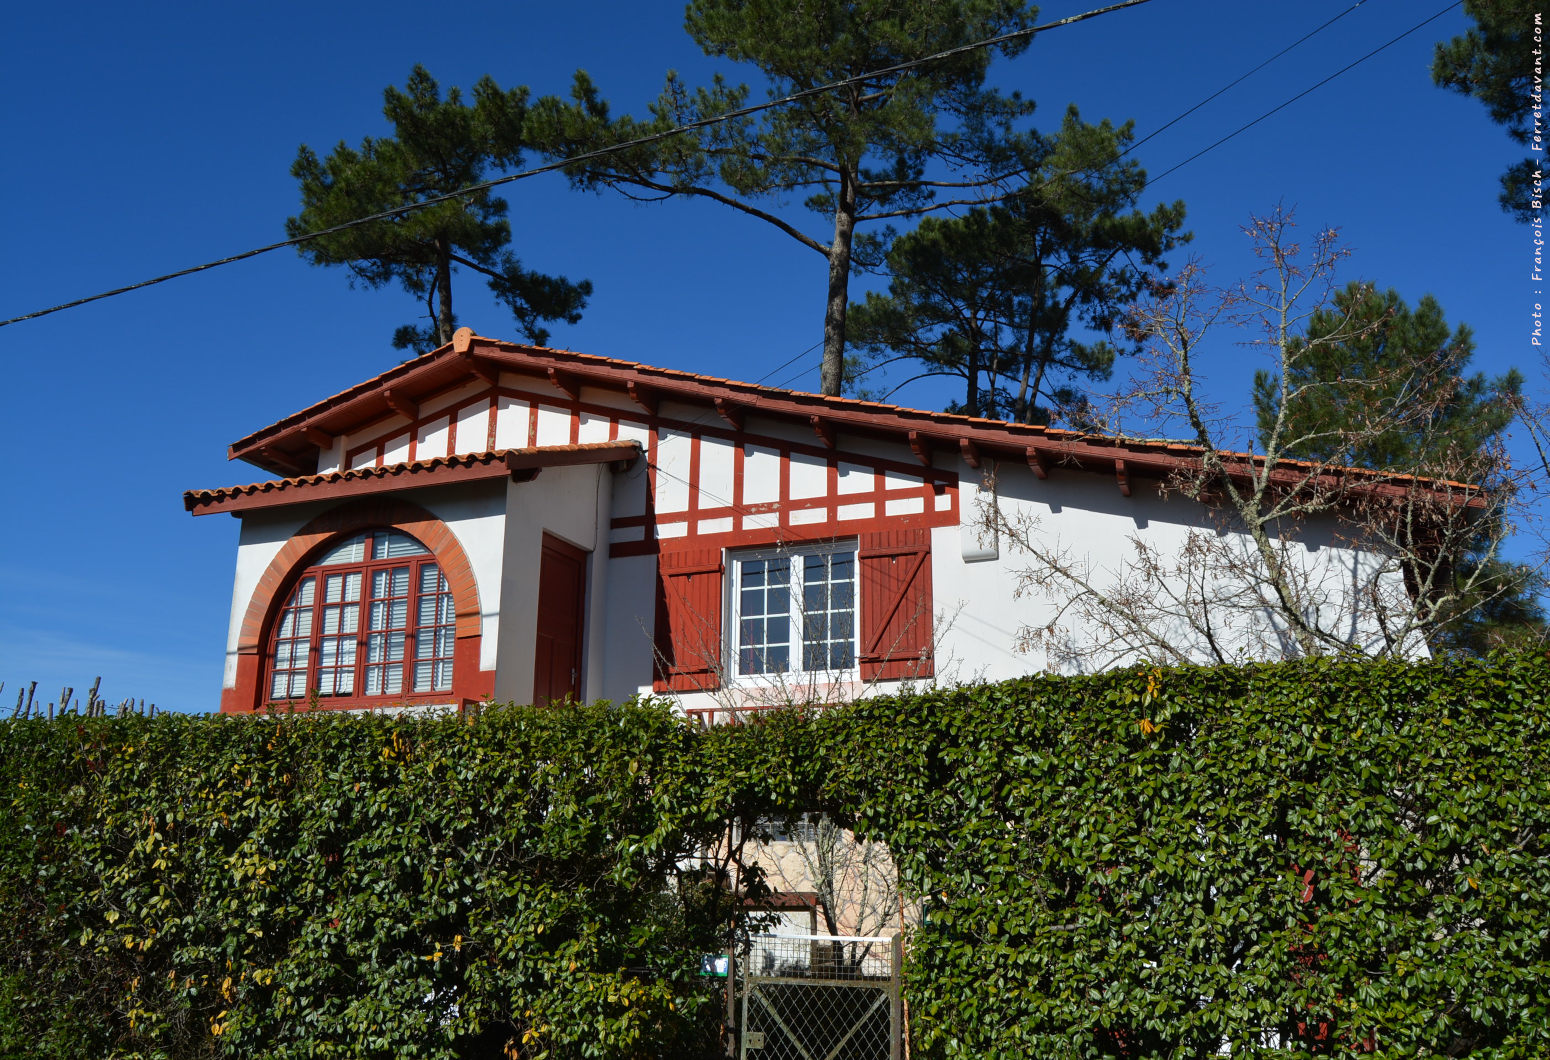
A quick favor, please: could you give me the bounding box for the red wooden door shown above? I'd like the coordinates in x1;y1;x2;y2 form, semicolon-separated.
534;534;587;705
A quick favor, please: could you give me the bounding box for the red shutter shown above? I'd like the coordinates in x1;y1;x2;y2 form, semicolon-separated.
653;546;724;692
858;528;935;680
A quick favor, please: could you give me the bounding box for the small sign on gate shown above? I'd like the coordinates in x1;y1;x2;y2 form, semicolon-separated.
744;1031;765;1050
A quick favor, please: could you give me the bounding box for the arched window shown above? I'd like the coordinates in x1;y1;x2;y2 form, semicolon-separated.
266;529;455;703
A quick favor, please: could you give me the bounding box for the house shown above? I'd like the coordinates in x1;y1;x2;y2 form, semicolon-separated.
186;328;1409;720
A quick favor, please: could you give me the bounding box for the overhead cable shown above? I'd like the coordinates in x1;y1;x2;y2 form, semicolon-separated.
0;0;1155;330
1144;1;1461;188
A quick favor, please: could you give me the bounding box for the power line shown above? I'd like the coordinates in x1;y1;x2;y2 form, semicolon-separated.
1122;0;1375;160
858;2;1460;408
0;0;1156;331
753;340;823;388
1144;2;1461;188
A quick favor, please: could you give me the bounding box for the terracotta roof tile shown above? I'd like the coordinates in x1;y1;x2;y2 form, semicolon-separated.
186;440;640;515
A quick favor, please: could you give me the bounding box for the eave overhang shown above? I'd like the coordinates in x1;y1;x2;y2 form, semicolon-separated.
185;441;641;517
223;329;1480;509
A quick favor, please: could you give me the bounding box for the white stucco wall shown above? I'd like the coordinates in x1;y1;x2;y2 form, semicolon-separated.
492;462;613;705
602;554;660;705
931;456;1418;679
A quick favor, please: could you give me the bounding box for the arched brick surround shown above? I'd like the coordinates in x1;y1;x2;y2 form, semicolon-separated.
223;497;490;713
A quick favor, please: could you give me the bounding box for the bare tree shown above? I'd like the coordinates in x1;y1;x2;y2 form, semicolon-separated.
986;208;1535;668
753;812;913;940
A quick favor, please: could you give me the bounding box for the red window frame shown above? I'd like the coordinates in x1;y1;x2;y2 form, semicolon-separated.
264;528;456;706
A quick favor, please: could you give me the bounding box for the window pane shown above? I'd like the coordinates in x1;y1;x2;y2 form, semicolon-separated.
766;614;789;649
412;563;454;692
373;531;430;559
368;599;408;630
737;556;795;676
742;559;767;588
365;658;402;695
804;581;824;612
416;628;454;660
809;613;829;643
365;632;405;664
317;534;366;567
799;548;856;674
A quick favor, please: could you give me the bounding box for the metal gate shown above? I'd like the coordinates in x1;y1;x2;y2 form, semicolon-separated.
739;933;900;1060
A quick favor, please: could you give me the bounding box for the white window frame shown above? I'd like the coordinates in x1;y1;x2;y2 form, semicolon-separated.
726;540;859;684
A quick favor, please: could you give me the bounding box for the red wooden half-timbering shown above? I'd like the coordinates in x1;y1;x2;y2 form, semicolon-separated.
324;372;961;560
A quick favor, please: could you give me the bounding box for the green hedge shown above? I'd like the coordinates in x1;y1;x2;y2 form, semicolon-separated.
2;656;1548;1058
0;701;756;1059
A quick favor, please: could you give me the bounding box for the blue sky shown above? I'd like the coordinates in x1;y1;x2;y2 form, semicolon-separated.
0;0;1532;713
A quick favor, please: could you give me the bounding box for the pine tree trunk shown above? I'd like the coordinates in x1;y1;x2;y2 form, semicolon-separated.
1016;261;1051;423
435;238;455;346
820;172;858;397
966;326;982;418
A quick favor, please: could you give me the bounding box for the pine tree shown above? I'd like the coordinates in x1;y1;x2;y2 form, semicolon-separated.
288;66;591;353
848;109;1186;421
530;0;1039;395
1253;283;1541;654
1433;0;1542;220
1254;285;1519;468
